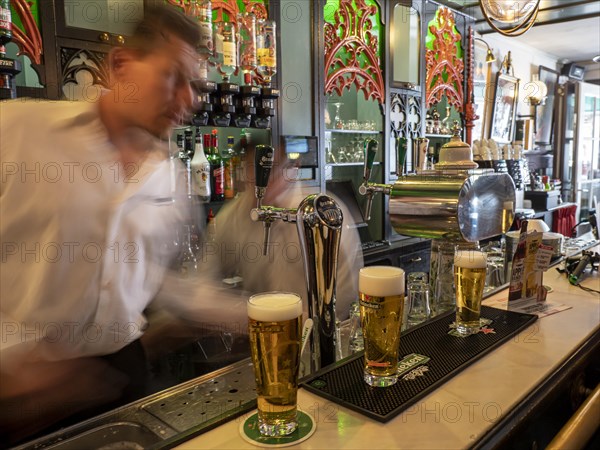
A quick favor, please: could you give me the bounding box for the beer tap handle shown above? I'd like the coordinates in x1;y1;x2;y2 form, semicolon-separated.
396;137;408;176
254;145;275;208
363;139;378;184
359;139;378;221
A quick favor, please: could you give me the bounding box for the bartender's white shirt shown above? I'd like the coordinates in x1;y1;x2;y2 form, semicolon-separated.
0;99;219;371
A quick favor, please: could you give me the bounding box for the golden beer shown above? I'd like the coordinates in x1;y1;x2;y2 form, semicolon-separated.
248;292;302;436
359;266;405;387
454;250;487;335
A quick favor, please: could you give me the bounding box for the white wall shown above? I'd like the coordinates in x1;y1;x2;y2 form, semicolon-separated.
478;33;560;118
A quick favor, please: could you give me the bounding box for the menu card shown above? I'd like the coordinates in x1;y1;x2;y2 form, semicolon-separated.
506;221;570;318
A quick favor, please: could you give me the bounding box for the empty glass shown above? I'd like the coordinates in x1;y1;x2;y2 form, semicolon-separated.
348;302;364;354
407;272;431;327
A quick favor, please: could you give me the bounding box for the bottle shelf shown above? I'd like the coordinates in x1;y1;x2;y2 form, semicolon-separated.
426;133;452;138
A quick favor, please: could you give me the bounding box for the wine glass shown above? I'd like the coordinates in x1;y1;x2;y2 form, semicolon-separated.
332;102;344;129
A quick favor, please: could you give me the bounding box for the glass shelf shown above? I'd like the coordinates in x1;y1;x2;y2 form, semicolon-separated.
326;129;381;134
426;133;452;138
326;162;381;167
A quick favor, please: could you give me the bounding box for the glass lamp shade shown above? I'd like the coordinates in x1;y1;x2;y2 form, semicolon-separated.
481;0;539;24
528;75;548;104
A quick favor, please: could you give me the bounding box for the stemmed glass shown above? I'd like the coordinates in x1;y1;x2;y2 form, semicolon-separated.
332;102;344;129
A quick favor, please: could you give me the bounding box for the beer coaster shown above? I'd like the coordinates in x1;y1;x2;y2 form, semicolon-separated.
239;411;316;448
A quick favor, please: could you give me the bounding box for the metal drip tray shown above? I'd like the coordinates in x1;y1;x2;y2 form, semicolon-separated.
15;360;258;450
142;361;257;432
41;422;161;450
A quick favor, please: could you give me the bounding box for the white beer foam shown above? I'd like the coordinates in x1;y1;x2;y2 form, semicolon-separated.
248;292;303;322
359;266;405;297
454;250;487;269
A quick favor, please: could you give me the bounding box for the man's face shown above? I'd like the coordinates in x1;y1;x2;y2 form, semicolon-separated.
114;36;198;138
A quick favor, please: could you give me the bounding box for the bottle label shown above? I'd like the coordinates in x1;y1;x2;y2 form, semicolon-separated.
224;163;234;199
199;22;213;52
0;7;11;31
222;41;236;67
194;164;211;198
213;166;224;195
215;33;223;56
257;48;275;67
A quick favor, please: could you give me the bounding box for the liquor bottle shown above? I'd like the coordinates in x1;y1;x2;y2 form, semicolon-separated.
190;131;211;203
256;20;277;86
176;133;187;160
176;133;193;200
184;129;194;159
208;131;224;201
0;0;12;48
189;0;213;57
223;136;236;199
214;21;237;81
189;0;213;80
238;12;257;85
236;130;248;193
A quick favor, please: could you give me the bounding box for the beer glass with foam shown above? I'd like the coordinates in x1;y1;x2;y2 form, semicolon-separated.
359;266;405;387
454;250;487;335
248;292;303;436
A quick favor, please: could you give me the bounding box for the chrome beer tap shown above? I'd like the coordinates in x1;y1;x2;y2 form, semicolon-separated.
358;139;391;220
250;145;297;255
358;134;516;242
250;145;343;371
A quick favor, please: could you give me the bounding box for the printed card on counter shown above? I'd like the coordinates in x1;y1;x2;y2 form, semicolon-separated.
506;221;571;318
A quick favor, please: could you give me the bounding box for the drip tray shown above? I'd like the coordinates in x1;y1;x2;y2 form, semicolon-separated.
300;306;537;423
142;361;257;433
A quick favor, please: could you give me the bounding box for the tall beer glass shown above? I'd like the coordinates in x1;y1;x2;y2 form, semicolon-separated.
359;266;405;387
454;250;487;335
248;292;302;436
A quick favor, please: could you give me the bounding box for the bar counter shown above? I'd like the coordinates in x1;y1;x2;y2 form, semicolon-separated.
176;249;600;449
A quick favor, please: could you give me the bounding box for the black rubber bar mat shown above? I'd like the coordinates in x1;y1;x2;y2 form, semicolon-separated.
300;306;537;423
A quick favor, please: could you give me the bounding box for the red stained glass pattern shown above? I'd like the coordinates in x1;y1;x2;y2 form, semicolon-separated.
167;0;266;22
9;0;42;65
324;0;384;105
425;7;464;112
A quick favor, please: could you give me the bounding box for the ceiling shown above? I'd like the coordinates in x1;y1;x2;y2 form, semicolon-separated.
440;0;600;64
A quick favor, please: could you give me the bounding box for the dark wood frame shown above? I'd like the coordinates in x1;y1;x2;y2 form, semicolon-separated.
490;72;519;144
535;65;560;146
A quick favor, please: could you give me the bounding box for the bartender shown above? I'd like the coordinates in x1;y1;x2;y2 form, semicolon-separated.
0;4;246;444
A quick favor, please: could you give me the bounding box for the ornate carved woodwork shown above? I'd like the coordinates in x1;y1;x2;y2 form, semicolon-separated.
60;47;109;101
324;0;384;105
242;0;267;20
390;91;422;140
9;0;43;65
464;27;478;145
167;0;267;22
425;7;464;113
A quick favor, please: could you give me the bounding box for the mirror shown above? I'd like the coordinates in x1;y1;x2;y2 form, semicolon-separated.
535;66;560;146
64;0;144;35
490;73;519;144
392;3;421;88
